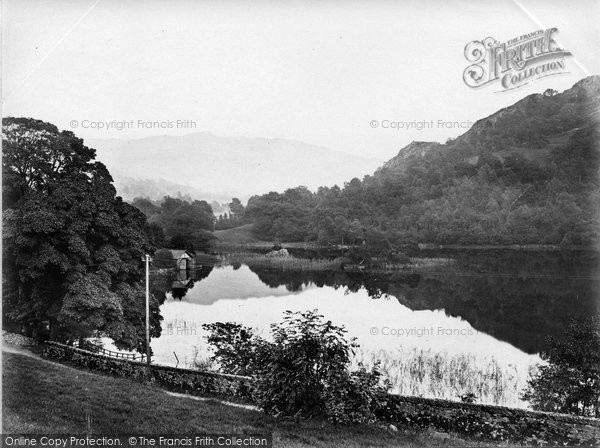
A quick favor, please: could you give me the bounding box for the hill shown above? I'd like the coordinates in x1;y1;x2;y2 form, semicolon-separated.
382;76;600;175
88;133;382;203
214;224;260;244
242;76;600;246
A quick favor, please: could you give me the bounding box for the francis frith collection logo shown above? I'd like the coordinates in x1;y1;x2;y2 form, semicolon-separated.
463;28;572;92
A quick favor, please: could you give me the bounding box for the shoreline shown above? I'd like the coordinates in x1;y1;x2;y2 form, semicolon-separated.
214;241;596;252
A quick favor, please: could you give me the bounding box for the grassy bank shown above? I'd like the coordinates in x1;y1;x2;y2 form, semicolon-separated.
2;350;500;447
221;252;343;271
220;252;454;273
214;224;262;245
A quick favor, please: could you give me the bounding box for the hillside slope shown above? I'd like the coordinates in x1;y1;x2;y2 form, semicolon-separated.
382;76;600;175
243;76;600;246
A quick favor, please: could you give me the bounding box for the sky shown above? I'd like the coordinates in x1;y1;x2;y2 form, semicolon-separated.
2;0;599;161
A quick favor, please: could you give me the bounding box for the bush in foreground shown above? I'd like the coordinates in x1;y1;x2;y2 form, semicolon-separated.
202;310;389;423
521;316;600;417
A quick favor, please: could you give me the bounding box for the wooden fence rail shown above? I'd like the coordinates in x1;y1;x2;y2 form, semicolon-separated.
77;340;145;361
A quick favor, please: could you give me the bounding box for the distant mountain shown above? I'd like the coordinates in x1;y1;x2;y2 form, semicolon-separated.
109;175;233;204
88;134;382;203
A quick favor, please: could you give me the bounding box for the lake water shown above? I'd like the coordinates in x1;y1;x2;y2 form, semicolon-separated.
145;250;598;408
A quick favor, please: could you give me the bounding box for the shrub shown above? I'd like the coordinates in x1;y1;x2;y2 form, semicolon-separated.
203;310;389;422
458;392;477;403
521;316;600;417
252;310;355;418
201;322;258;376
154;249;175;268
323;362;389;424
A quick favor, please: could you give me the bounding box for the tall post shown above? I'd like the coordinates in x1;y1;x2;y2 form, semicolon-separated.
145;254;151;369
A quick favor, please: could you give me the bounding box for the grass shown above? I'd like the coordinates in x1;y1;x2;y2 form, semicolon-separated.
343;258;455;273
221;252;343;271
2;350;504;447
221;253;455;273
356;348;530;408
406;257;455;269
214;224;261;245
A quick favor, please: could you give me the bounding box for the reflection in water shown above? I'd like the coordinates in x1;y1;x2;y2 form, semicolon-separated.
151;265;214;301
243;251;599;355
150;251;598;408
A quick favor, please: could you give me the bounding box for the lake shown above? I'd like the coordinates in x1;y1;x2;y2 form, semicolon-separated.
104;250;595;408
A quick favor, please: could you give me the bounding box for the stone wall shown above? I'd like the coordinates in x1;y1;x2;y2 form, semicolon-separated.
378;394;600;445
41;341;600;445
42;342;253;402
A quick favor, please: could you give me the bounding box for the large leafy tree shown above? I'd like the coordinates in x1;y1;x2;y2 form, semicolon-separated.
2;117;161;351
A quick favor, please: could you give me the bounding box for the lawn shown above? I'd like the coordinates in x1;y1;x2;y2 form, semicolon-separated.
214;224;261;245
1;350;501;447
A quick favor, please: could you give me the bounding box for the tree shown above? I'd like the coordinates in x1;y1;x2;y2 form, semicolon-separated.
229;197;245;218
131;197;160;217
2;117;160;350
521;317;600;417
155;196;216;251
144;222;166;248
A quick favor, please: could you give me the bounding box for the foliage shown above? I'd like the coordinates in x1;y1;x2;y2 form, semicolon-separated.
242;84;600;249
459;392;477;404
245;187;315;242
323;362;389;424
253;310;358;418
376;395;599;445
154;248;176;268
203;310;389;423
521;316;600;417
215;197;247;230
2;117;160;351
144;222;166;248
132;195;216;251
222;252;343;272
201;322;258;376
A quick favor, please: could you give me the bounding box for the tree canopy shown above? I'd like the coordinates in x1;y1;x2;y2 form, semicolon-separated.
2;117;161;351
242;111;599;248
132;195;215;251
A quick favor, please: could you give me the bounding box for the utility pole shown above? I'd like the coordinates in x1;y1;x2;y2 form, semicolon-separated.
145;254;151;369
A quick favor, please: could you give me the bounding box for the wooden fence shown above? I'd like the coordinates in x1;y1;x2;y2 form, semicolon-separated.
77;340;145;361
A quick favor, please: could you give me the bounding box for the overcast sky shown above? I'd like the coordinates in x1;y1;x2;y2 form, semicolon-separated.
3;0;599;160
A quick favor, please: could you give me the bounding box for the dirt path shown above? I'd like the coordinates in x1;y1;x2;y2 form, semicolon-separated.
3;342;101;376
3;343;43;359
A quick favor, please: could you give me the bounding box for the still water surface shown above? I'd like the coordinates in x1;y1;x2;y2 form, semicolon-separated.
146;251;598;407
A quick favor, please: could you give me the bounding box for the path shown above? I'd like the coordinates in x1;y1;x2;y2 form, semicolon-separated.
2;342;259;412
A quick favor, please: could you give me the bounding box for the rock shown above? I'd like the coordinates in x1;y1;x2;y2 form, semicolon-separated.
431;431;451;440
2;330;37;346
265;248;290;257
388;424;398;432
